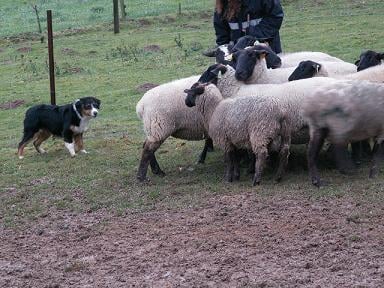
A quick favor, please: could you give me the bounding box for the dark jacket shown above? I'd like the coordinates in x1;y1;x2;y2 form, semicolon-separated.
214;0;284;53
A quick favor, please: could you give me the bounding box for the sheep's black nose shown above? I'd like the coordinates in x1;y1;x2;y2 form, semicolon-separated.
235;71;248;81
93;111;98;117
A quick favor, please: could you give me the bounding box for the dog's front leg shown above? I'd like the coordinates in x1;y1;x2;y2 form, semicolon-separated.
64;130;76;157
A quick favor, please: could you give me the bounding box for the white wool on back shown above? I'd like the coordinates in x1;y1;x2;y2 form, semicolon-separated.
303;80;384;144
279;51;345;68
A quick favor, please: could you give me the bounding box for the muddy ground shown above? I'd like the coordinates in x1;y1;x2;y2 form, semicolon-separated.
1;193;384;288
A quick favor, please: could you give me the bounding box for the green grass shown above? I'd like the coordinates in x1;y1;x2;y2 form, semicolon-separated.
1;0;384;227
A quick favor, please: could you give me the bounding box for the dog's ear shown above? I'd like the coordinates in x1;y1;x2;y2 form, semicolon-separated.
75;99;82;112
95;98;101;108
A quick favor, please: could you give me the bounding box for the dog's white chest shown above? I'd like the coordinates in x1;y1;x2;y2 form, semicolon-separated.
73;118;90;134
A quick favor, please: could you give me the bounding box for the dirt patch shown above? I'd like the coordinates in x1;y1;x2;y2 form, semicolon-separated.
138;19;152;26
16;47;32;53
143;44;162;53
61;47;76;55
1;193;383;287
0;48;4;53
0;100;25;110
66;67;83;74
136;82;159;93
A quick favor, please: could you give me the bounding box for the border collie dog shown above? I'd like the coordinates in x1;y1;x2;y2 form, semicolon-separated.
18;97;101;159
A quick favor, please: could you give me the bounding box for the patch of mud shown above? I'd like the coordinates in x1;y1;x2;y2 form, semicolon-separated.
138;19;152;26
143;45;162;53
1;194;384;287
16;47;32;53
0;48;4;53
0;100;25;110
61;47;76;55
136;82;159;93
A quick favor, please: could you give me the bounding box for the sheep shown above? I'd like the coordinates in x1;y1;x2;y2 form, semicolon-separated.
184;82;291;185
136;65;236;182
287;60;357;81
198;63;342;147
303;80;384;187
279;51;346;68
233;47;356;84
136;75;207;181
342;63;384;82
355;50;384;71
203;35;282;69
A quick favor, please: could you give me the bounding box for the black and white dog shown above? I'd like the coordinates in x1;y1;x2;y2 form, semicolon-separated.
18;97;101;159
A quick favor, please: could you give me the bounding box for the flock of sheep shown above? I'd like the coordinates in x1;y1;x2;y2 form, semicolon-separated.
136;36;384;187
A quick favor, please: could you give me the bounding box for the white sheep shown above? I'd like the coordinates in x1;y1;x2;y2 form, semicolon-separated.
202;64;341;145
233;48;356;84
303;80;384;186
136;75;209;181
184;82;291;185
279;51;346;68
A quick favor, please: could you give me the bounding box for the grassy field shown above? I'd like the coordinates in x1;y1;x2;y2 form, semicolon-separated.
1;0;384;227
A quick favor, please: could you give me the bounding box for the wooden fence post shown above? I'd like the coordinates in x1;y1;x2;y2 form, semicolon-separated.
47;10;56;105
113;0;120;33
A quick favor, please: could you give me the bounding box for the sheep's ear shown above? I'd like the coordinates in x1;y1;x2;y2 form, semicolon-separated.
202;49;217;57
211;64;228;76
184;89;191;94
231;51;240;61
354;59;360;66
378;53;384;60
255;49;269;59
258;37;273;46
313;63;321;73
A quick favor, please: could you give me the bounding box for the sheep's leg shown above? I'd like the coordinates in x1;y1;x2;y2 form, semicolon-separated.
274;120;291;183
369;142;384;178
352;140;372;164
308;128;328;187
224;149;236;182
333;144;355;175
351;141;363;164
233;149;241;181
206;138;214;152
275;145;291;183
252;147;268;186
198;138;213;164
137;140;163;182
247;152;255;175
149;154;165;176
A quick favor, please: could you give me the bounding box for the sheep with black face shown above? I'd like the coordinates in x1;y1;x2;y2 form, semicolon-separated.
355;50;384;71
184;82;290;185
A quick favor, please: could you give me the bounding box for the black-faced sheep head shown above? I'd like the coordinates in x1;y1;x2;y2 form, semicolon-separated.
355;50;384;71
184;82;206;108
288;60;322;81
197;64;228;85
233;48;270;81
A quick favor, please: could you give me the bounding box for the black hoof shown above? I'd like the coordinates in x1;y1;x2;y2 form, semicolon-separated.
153;170;166;177
312;178;328;187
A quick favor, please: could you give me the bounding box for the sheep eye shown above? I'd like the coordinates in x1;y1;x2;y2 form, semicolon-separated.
84;104;92;109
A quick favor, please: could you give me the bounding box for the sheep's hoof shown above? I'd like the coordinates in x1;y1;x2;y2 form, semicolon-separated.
274;176;282;183
197;158;205;164
137;174;148;182
252;178;261;186
225;175;233;183
312;178;328;187
369;169;378;179
153;170;166;177
234;174;240;181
